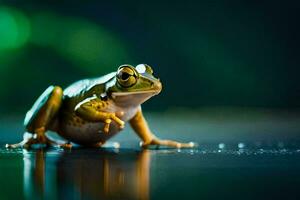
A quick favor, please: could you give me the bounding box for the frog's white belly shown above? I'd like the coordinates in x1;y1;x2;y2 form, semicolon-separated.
60;106;139;145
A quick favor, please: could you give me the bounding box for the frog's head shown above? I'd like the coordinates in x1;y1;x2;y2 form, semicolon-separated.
108;64;162;107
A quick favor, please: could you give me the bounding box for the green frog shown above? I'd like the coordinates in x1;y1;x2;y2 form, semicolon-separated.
6;64;195;149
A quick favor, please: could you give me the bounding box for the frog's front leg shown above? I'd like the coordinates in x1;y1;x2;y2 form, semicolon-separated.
6;86;72;149
129;108;195;149
75;97;125;134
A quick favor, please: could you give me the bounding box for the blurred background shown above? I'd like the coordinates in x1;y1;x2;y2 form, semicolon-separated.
0;0;299;116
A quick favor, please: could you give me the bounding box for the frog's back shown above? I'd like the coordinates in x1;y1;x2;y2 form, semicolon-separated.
63;72;116;99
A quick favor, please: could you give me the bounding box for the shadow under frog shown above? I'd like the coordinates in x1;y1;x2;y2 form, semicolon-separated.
23;149;150;200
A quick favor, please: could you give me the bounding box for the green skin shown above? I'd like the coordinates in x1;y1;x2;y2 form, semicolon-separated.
6;64;195;149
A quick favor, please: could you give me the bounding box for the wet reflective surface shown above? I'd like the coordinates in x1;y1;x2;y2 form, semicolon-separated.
1;146;300;200
1;111;300;199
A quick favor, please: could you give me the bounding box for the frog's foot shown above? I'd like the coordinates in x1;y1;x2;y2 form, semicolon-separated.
46;139;73;149
6;138;32;149
6;132;41;149
141;138;197;149
91;141;106;148
6;132;72;149
102;113;125;134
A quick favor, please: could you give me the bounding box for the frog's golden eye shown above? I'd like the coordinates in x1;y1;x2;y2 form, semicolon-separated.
117;66;138;88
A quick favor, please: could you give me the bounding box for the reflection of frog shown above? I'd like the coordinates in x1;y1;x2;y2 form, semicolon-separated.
7;64;194;149
23;149;151;200
57;150;151;200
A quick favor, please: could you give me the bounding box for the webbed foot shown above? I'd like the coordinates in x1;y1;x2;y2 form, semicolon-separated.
141;138;197;149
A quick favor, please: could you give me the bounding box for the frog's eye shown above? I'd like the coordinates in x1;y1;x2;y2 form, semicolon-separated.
117;65;138;88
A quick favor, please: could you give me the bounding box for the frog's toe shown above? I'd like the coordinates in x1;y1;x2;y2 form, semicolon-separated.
110;114;125;128
59;142;73;149
119;123;125;129
103;119;112;134
116;120;125;131
179;142;198;148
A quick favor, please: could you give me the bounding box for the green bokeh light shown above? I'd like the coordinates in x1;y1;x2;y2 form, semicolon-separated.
0;7;30;50
30;13;132;74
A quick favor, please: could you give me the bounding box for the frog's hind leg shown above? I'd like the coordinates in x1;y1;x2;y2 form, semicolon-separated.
6;86;70;149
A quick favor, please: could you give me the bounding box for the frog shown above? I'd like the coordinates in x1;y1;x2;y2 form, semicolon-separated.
6;64;195;149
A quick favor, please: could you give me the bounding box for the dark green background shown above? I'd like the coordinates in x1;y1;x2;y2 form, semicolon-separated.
0;1;299;115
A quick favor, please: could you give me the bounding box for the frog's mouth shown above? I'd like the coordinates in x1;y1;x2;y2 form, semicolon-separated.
111;90;158;97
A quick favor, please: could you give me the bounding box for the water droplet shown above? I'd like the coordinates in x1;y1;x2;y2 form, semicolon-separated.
218;143;225;149
238;143;245;149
